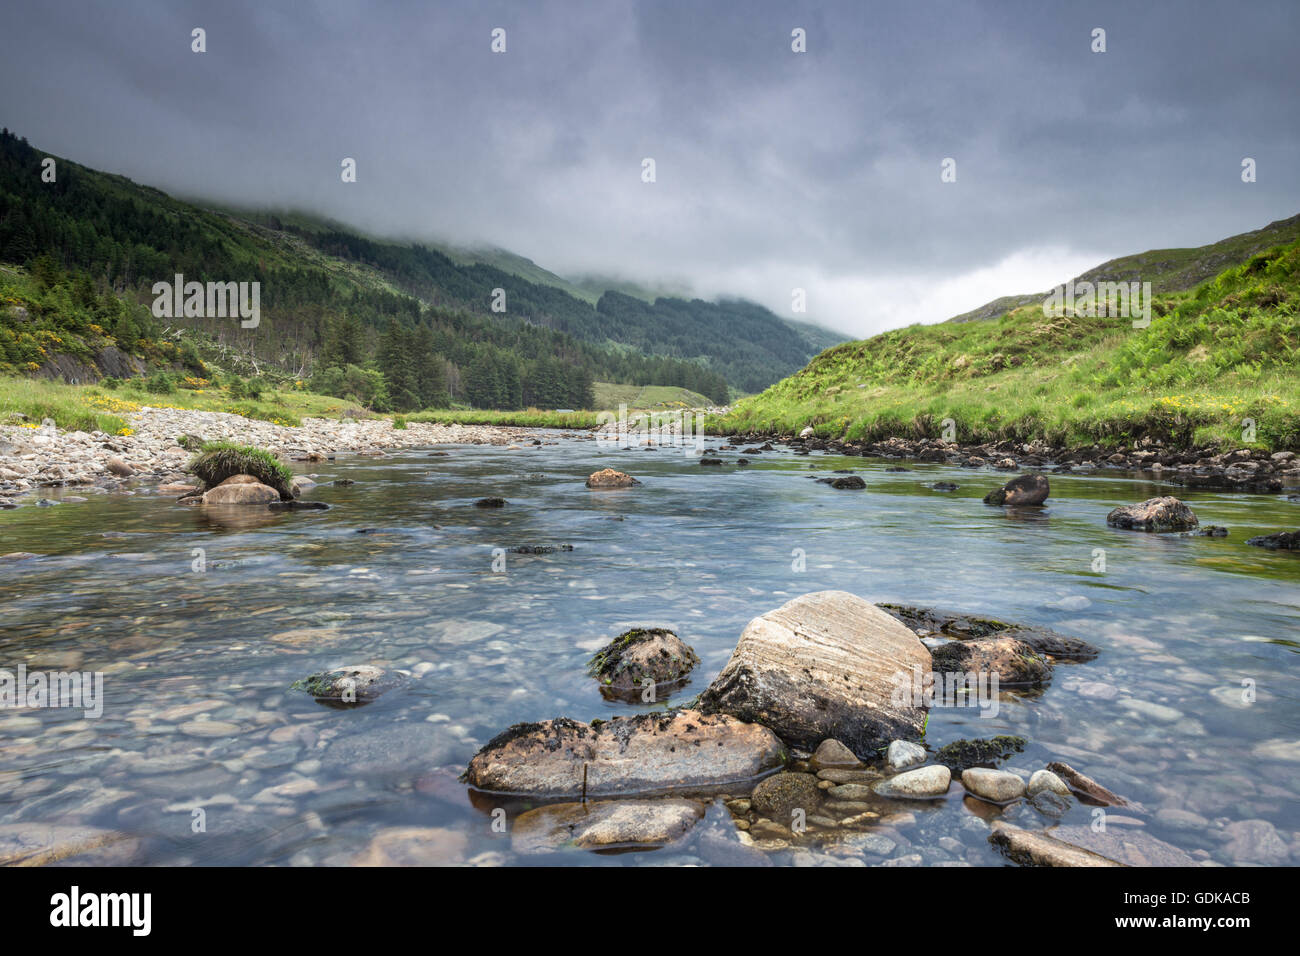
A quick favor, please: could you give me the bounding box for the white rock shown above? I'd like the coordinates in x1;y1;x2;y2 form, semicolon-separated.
873;764;951;798
886;740;926;771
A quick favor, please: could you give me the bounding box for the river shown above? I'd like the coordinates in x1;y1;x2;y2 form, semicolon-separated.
1;433;1297;866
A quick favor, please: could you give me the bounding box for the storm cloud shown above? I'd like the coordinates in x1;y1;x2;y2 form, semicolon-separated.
2;0;1297;337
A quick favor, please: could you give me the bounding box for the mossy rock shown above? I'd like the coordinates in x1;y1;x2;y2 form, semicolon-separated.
880;604;1099;662
188;442;294;501
291;665;402;706
934;735;1027;773
586;628;700;701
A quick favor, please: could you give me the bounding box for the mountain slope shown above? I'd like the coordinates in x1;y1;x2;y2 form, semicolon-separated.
948;213;1300;324
0;130;735;407
720;218;1300;451
0;129;844;402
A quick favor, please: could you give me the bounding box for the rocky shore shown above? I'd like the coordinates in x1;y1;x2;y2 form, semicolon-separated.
0;406;540;506
725;432;1300;494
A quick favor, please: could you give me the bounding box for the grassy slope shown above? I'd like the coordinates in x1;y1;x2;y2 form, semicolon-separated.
948;213;1300;324
719;237;1300;451
591;381;714;410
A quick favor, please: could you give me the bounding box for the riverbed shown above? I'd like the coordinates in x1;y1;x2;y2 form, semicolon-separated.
1;433;1297;866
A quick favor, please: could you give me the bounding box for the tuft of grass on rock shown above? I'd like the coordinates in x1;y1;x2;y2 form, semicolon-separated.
187;441;294;500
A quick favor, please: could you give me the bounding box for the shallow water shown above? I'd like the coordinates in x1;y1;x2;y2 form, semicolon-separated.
1;434;1298;866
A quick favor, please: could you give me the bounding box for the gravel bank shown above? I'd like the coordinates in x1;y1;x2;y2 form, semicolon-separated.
0;406;547;505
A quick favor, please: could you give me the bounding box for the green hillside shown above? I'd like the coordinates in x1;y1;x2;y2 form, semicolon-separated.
948;214;1300;324
720;223;1300;451
0;129;844;410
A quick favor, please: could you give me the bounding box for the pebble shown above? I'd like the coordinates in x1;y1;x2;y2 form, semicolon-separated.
179;720;241;738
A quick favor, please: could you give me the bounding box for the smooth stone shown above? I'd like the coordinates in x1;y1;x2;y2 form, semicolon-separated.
842;833;897;855
179;720;241;738
810;738;861;770
750;773;821;820
1221;819;1290;864
962;768;1026;803
873;765;951;798
989;822;1123;867
352;827;468;866
0;824;141;866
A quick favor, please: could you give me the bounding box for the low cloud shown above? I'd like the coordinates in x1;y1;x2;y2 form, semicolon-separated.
1;0;1296;337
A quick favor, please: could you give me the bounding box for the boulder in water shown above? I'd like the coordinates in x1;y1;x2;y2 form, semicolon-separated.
699;591;932;755
1106;496;1198;532
586;628;699;701
586;468;640;488
984;473;1049;506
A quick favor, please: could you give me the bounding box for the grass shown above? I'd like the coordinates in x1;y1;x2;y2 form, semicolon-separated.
591;382;714;410
0;375;131;434
0;374;368;434
405;407;603;429
717;240;1300;451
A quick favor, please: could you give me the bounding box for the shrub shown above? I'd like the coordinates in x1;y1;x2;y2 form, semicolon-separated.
144;370;175;394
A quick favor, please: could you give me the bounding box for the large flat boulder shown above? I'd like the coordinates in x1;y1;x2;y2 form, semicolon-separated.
464;709;785;797
699;591;932;756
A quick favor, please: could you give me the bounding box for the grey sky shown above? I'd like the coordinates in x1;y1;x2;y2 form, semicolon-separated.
2;0;1297;337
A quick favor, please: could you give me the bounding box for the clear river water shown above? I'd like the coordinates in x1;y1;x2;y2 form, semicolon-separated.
1;432;1297;866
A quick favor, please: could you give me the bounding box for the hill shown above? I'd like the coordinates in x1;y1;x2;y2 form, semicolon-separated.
948;213;1300;324
720;219;1300;451
0;129;844;408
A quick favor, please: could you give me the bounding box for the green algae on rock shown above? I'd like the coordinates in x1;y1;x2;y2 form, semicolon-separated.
586;627;700;701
